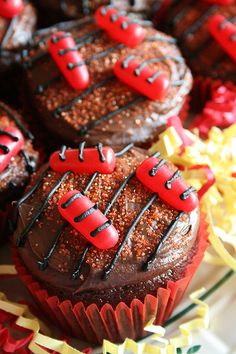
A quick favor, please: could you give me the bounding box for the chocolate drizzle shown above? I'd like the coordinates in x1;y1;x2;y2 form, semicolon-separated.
0;129;18;141
0;103;33;140
37;223;67;271
0;144;9;154
103;193;158;279
165;170;181;190
179;5;218;42
180;186;196;200
142;211;183;271
20;150;35;174
16;170;71;247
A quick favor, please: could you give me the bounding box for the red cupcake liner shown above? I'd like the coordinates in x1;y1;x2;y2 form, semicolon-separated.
191;76;236;113
13;214;209;345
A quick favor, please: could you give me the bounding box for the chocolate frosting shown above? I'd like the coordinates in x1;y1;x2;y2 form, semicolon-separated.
0;102;39;205
23;15;192;146
155;0;236;82
14;147;200;307
0;3;37;74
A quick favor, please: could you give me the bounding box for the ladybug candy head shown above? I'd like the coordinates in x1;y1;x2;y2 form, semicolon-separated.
0;0;24;19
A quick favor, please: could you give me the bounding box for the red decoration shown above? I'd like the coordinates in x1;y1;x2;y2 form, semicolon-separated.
0;310;33;353
58;190;119;249
50;147;116;174
0;0;24;19
48;31;90;91
208;14;236;62
190;86;236;137
0;127;24;173
189;165;215;199
203;0;234;4
136;157;199;212
167;116;193;152
114;57;170;100
95;6;146;48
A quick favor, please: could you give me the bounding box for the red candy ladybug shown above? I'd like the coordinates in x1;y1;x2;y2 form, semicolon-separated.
136;155;198;212
0;127;24;173
114;56;170;101
208;15;236;62
48;31;90;91
0;0;24;19
95;5;146;48
58;190;119;249
50;145;116;174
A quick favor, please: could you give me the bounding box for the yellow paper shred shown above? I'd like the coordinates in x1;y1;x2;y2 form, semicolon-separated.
150;124;236;270
0;265;17;275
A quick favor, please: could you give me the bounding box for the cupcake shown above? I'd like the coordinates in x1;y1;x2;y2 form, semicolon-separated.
0;1;37;102
13;143;208;343
153;0;236;83
22;5;192;147
0;102;39;243
34;0;156;25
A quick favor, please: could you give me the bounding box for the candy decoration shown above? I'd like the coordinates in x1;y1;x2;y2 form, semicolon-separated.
114;56;170;101
0;0;24;19
190;86;236;137
208;15;236;62
167;116;193;151
48;31;90;91
0;127;24;173
50;144;116;174
136;155;199;212
58;190;119;249
95;5;146;48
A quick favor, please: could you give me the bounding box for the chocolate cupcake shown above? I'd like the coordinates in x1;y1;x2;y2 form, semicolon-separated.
13;143;208;343
0;1;37;102
153;0;236;83
0;102;39;242
22;6;192;147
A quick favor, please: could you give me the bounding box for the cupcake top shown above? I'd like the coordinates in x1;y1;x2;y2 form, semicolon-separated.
0;2;37;72
154;0;236;82
0;102;39;204
14;144;199;306
22;6;192;146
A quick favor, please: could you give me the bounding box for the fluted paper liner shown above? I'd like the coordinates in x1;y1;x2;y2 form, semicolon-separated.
13;214;209;344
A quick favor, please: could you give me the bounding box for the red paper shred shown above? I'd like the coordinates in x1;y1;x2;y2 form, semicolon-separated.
0;310;33;353
190;165;215;199
190;86;236;137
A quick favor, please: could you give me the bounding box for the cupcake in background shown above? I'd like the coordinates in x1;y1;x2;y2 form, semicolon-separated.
152;0;236;84
0;102;39;243
22;5;192;148
0;0;37;103
34;0;156;26
13;142;208;343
